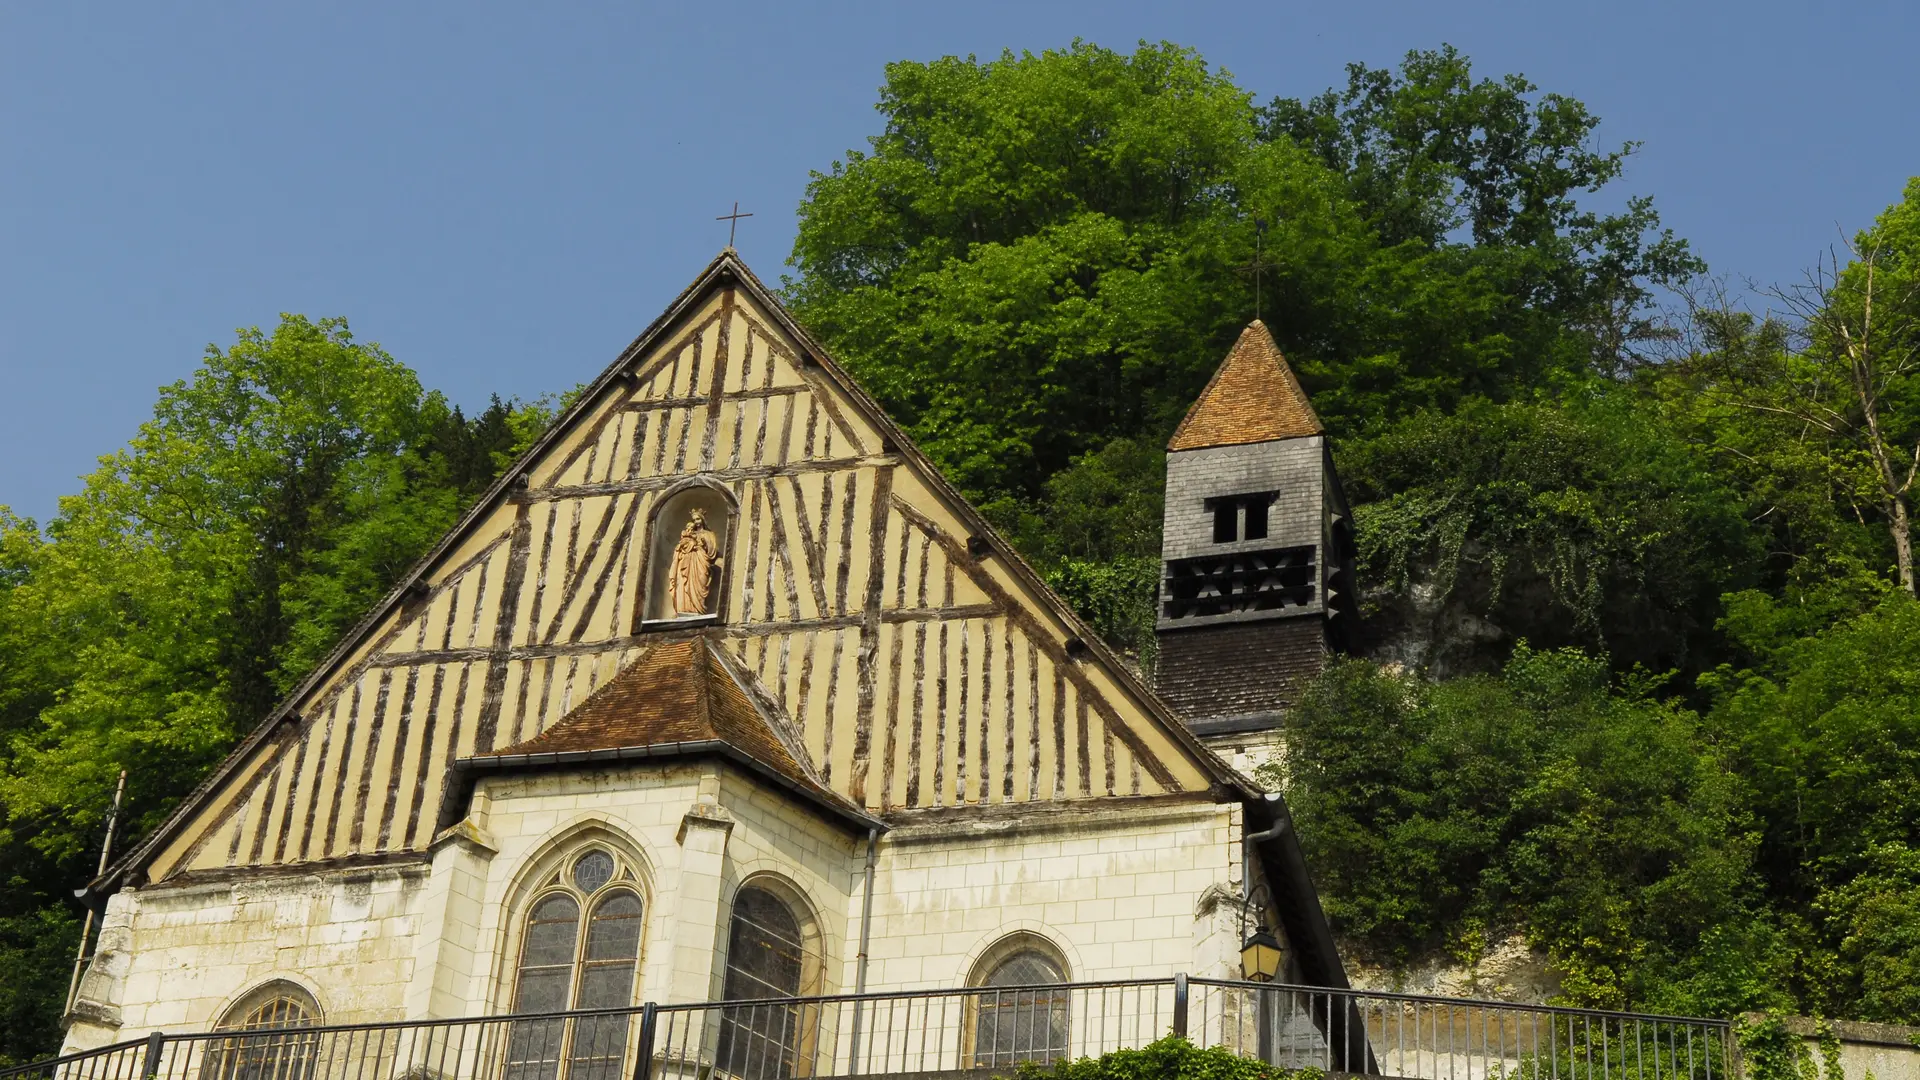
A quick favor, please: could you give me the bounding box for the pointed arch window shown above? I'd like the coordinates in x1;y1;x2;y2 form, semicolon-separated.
505;848;646;1080
715;882;823;1080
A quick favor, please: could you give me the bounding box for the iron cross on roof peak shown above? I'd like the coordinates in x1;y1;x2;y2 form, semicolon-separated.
716;201;754;248
1234;216;1277;322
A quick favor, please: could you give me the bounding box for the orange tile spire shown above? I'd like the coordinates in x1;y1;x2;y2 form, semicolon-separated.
1167;321;1323;452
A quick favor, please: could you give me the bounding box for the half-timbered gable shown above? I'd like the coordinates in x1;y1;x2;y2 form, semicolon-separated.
123;253;1224;887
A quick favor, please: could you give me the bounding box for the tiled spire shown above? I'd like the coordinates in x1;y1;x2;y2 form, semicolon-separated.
1167;321;1323;452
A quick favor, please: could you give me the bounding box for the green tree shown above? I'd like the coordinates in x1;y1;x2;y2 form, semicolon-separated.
1709;594;1920;1017
1680;179;1920;596
1345;394;1759;676
0;319;543;1059
1262;45;1701;374
788;42;1696;518
1269;649;1769;1013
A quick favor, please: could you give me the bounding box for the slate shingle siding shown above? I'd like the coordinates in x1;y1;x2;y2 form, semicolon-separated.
1155;618;1329;721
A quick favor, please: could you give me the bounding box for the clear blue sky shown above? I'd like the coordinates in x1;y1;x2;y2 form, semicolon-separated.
4;2;1916;524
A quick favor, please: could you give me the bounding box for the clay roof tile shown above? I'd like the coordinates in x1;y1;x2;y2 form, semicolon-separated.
475;638;844;813
1167;321;1323;452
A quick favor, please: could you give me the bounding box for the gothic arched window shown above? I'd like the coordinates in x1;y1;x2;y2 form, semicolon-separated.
968;933;1071;1069
201;981;321;1080
504;848;647;1080
715;882;821;1080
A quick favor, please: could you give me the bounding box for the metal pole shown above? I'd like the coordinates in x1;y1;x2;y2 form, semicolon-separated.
67;770;128;1016
1172;974;1188;1040
847;828;879;1074
631;1003;657;1080
138;1031;164;1080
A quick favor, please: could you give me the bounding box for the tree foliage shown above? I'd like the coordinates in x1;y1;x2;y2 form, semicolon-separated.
1267;649;1772;1014
789;41;1704;664
1013;1035;1322;1079
789;42;1697;512
0;317;544;1059
1348;395;1758;675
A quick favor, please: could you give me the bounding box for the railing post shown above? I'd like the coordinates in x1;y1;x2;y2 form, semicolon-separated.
632;1003;657;1080
139;1031;165;1080
1172;974;1189;1040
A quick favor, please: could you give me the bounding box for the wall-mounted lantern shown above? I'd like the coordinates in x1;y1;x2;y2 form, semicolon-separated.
1238;881;1283;983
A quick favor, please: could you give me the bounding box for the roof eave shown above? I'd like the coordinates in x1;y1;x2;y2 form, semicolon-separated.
446;740;887;836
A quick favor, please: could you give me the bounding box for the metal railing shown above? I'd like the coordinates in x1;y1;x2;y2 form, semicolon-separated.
1188;980;1732;1080
8;977;1732;1080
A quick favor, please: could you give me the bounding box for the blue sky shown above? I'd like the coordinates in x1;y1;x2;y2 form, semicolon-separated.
3;2;1916;524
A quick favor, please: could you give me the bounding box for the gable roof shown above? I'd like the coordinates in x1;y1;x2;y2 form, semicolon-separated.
450;636;878;832
1167;320;1323;452
103;248;1249;882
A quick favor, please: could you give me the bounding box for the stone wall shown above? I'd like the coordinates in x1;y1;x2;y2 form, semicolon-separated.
860;798;1253;990
66;764;1272;1049
1751;1015;1920;1080
67;861;430;1047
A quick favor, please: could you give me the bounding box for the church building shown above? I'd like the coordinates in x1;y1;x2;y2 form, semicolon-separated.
62;252;1357;1059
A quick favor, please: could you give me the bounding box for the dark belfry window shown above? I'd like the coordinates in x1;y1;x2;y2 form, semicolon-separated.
717;886;812;1080
1207;493;1277;544
1163;545;1317;620
1213;500;1238;543
1244;497;1269;541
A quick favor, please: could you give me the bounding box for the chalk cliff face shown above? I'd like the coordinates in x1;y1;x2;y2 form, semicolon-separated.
1340;932;1563;1004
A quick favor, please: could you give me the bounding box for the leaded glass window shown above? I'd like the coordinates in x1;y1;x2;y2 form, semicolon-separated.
504;848;645;1080
200;983;321;1080
970;942;1071;1069
715;885;813;1080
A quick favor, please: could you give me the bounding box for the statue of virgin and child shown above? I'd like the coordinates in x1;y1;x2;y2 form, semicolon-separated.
667;508;720;617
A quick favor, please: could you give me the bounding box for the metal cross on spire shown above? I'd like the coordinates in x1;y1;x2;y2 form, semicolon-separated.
716;201;754;248
1234;217;1277;321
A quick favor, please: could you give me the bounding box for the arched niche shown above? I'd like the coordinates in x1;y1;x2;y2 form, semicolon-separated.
638;481;737;628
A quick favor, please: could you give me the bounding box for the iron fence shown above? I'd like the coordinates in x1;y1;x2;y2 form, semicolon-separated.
7;977;1732;1080
1188;980;1733;1080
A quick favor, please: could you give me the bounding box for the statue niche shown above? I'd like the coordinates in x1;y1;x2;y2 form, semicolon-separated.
641;484;734;625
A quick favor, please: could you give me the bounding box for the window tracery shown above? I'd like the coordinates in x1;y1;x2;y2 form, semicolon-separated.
504;847;646;1080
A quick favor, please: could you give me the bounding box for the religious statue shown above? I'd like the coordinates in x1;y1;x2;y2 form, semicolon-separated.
667;508;720;616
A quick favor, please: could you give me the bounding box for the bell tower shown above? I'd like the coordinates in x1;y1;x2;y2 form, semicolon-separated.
1154;321;1357;755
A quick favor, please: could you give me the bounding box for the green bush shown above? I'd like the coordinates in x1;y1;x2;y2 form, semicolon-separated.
1011;1036;1325;1080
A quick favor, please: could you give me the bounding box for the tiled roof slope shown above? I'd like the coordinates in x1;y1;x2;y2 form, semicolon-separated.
1167;320;1323;451
475;638;833;808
